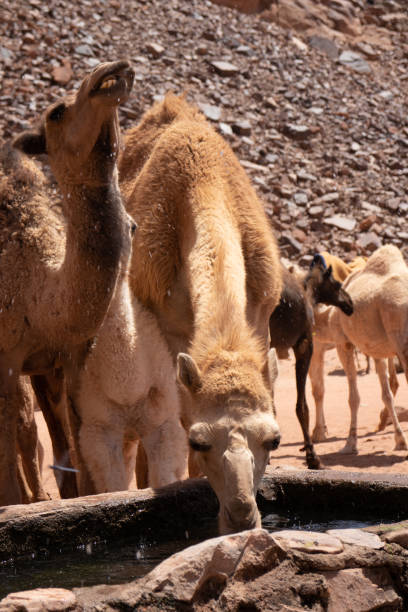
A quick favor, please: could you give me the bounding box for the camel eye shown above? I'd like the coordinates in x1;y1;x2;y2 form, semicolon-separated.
48;103;66;122
189;438;211;452
263;435;281;451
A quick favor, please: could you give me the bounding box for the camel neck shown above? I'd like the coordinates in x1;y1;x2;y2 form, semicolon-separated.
57;181;130;344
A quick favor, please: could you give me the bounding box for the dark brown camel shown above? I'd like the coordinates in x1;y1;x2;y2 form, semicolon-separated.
269;254;353;469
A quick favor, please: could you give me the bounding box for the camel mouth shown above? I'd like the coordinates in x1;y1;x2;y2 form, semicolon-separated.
91;65;135;102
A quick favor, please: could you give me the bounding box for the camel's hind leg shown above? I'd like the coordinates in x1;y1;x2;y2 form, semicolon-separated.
293;335;321;469
377;358;399;431
375;358;407;450
309;343;329;443
336;343;360;454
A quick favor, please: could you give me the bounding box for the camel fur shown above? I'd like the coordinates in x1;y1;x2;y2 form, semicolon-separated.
269;256;353;470
0;61;135;505
119;93;281;534
75;264;188;494
312;245;408;454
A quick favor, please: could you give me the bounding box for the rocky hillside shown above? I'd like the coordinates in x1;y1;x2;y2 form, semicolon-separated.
1;0;407;265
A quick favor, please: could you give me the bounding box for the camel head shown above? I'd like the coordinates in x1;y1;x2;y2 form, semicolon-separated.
177;351;281;535
305;254;353;316
13;60;135;186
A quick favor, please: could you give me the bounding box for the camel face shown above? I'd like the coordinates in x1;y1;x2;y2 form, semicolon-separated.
14;60;135;185
178;352;280;534
306;259;353;316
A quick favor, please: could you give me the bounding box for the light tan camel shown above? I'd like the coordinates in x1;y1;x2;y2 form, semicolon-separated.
75;265;188;494
119;93;282;534
308;253;367;443
0;60;135;505
311;245;408;454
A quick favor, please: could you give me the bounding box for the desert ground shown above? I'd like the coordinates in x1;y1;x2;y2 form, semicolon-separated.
37;348;408;502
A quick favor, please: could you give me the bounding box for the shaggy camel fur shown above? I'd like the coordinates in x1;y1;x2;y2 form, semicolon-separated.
76;264;188;494
312;245;408;454
119;93;281;534
0;61;135;505
269;256;353;470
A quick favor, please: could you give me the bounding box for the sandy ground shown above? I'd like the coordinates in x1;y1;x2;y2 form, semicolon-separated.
37;348;408;501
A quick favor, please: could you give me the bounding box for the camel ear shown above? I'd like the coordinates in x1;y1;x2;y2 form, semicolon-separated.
324;265;333;279
13;130;46;156
177;353;202;393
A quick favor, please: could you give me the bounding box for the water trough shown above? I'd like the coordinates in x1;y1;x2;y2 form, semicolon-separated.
1;466;408;609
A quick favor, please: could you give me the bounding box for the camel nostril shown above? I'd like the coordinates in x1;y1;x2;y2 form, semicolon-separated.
131;221;137;236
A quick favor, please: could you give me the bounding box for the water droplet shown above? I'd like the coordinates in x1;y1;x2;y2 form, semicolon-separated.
167;289;171;296
86;543;93;555
8;368;13;377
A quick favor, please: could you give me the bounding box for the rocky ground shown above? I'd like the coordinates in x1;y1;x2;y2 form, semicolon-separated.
1;0;407;265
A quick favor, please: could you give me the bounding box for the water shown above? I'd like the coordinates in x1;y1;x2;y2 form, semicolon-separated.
0;510;383;598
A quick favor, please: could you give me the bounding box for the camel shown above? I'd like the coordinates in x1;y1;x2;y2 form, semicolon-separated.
319;252;367;283
74;261;188;495
269;255;353;470
0;60;135;505
311;245;408;454
119;93;282;534
16;377;48;503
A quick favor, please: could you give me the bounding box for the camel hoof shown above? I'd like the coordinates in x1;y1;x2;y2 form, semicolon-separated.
339;445;358;455
312;428;328;444
394;440;408;451
307;456;322;470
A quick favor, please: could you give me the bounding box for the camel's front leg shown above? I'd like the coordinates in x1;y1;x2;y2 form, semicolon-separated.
141;416;188;489
336;343;359;454
309;343;328;443
79;423;127;494
375;359;408;450
294;335;321;469
0;354;22;505
17;377;48;502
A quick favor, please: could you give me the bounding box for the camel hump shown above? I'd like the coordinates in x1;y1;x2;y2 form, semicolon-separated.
364;245;405;277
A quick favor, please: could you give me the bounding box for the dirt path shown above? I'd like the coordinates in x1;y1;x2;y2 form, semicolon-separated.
37;349;408;501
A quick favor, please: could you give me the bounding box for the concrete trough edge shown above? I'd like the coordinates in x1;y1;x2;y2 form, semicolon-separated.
1;467;408;561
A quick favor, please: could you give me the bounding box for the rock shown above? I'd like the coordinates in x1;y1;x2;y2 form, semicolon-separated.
232;120;251;136
272;529;344;554
384;528;408;548
359;214;377;231
0;588;76;611
51;59;73;85
308;36;339;60
323;567;402;612
324;215;356;231
357;232;382;252
197;102;222;121
294;192;308;206
209;60;240;76
326;528;383;549
283;123;312;140
308;205;325;217
145;42;164;58
137;528;285;603
338;50;371;74
74;44;93;56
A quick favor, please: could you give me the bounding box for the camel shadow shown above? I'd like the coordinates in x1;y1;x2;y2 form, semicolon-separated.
318;450;408;469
